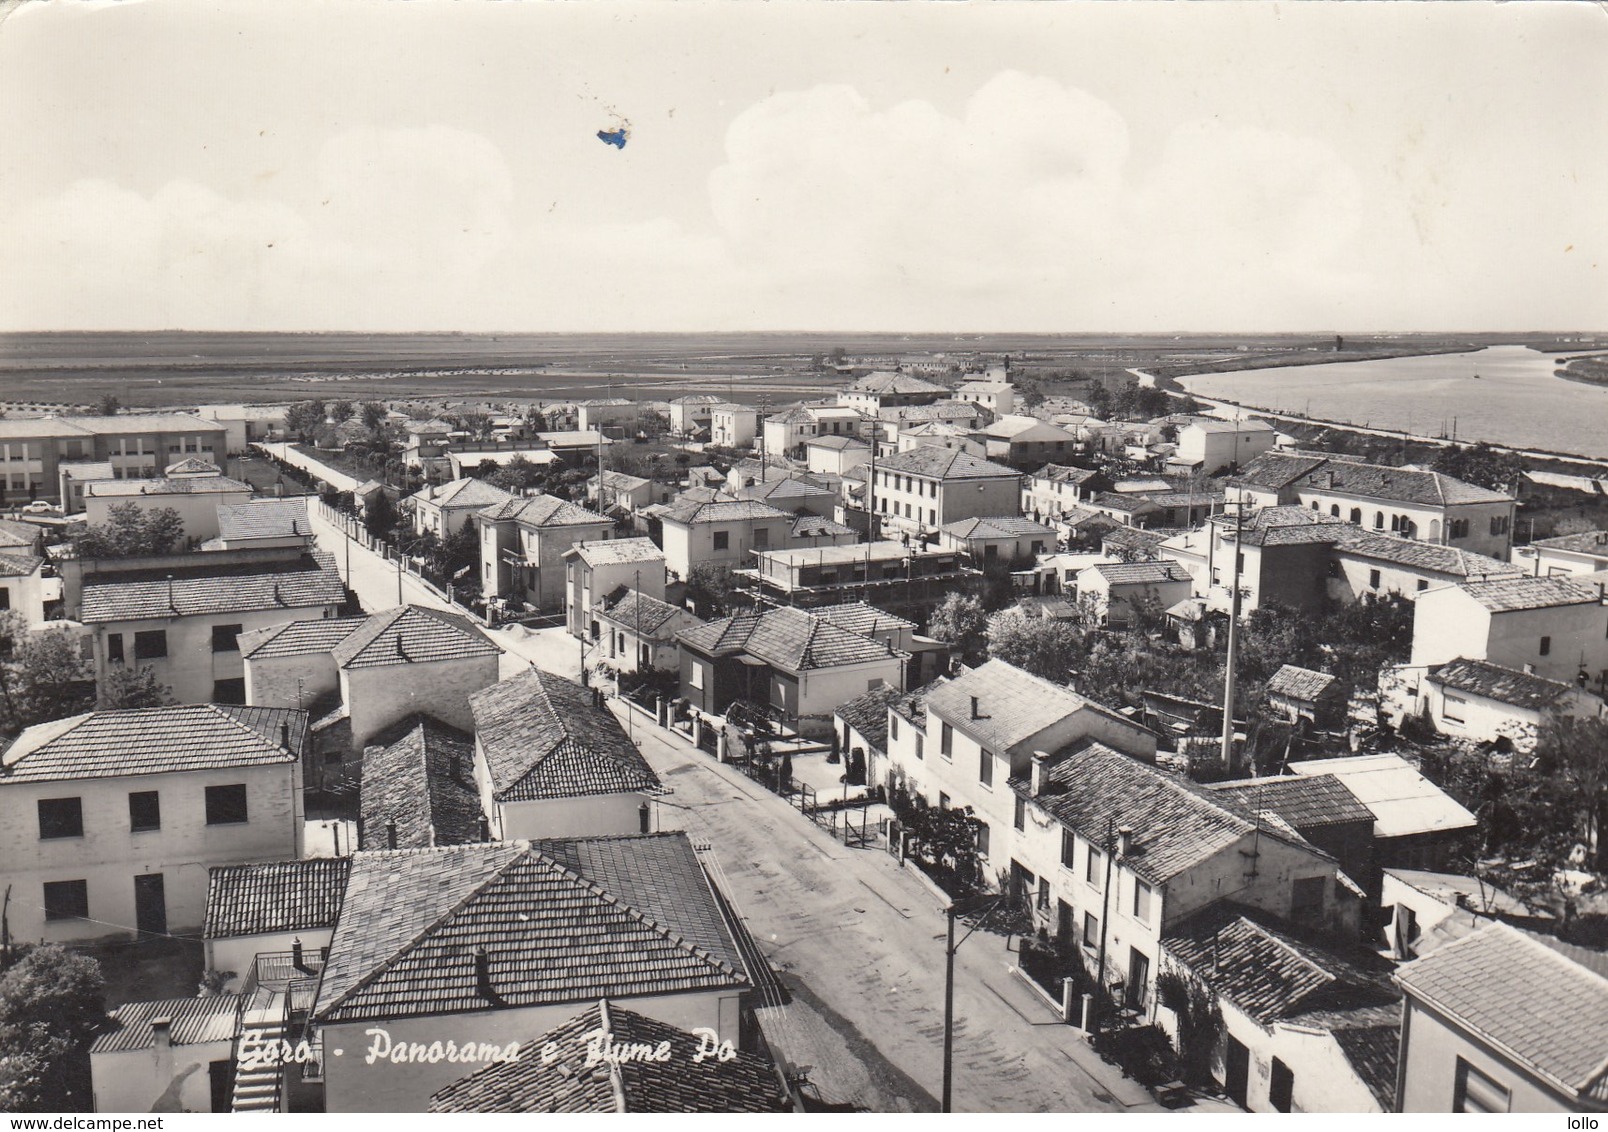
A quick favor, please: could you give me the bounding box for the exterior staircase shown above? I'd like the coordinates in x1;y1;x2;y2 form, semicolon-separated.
231;988;287;1113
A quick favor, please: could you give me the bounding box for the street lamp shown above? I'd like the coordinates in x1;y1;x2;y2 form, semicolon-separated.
941;894;1010;1113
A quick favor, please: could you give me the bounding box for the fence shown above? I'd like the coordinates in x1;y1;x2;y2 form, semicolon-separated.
311;498;473;617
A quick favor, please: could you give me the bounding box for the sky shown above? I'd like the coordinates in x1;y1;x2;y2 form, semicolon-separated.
1;0;1604;334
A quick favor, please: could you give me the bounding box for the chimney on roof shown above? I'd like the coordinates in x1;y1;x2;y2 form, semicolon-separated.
1116;825;1134;857
970;695;982;720
385;820;397;850
395;635;407;661
1030;751;1049;796
279;722;291;751
1326;471;1335;488
478;815;491;842
474;946;494;1000
150;1016;172;1054
291;936;308;973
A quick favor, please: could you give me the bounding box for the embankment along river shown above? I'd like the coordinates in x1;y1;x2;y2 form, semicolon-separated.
1178;345;1608;460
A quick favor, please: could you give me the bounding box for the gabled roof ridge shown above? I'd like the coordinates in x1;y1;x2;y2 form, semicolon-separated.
317;842;528;1018
526;846;746;984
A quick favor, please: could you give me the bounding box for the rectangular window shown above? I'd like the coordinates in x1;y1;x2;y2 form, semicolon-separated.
1061;829;1076;868
211;678;246;704
889;715;898;742
204;784;249;825
940;721;953;759
1083;911;1099;948
753;527;769;549
1441;693;1467;725
1454;1058;1510;1113
1086;845;1103;888
43;879;89;921
979;748;993;788
107;633;124;663
1036;877;1050;910
1291;875;1327;925
1368;569;1381;590
914;733;924;761
128;791;161;833
1133;879;1154;924
1416;579;1429;591
1014;794;1025;832
712;531;729;551
689;663;704;690
976;821;990;858
1269;1058;1294;1113
38;797;84;840
0;589;8;611
210;623;243;653
1539;635;1552;656
133;630;168;659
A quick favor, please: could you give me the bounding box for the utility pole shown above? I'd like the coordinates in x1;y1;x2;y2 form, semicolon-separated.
396;546;404;606
941;894;1007;1112
1220;499;1246;770
628;568;641;744
1093;817;1116;1033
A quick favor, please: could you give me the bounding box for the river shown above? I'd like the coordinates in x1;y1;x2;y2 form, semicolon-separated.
1177;345;1608;460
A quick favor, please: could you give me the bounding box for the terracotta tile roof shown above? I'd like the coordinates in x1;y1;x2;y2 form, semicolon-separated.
93;994;248;1054
1235;451;1515;505
734;477;835;506
359;716;483;850
879;402;986;424
417;477;516;510
846;371;950;396
1101;527;1169;552
0;550;43;578
804;434;870;451
467;668;662;802
599;589;697;637
430;1000;788;1112
0;518;40;549
1162;903;1399;1029
1035;464;1100;485
941;516;1057;540
835;684;901;755
1456;575;1603;613
79;550;344;622
0;704;306;784
659;497;791;526
238;615;368;660
810;601;916;640
1086;560;1191;586
478;493;610;528
215;498;311;541
1427;657;1578;710
330;605;501;670
1395;922;1608;1103
874;446;1019;481
1033;742;1297;883
164;456;222;474
564;537;664;567
926;659;1138;754
1209;774;1375;830
790;514;857;539
312;835;748;1024
678;606;908;672
204;858;352;939
1333;530;1520;578
1267;664;1340;702
1318;1008;1401;1110
1227;452;1336;491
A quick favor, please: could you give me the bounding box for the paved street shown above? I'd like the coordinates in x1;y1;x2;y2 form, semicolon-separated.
303;498;582;680
618;701;1161;1114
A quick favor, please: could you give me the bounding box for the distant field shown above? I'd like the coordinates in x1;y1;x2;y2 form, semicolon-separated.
0;330;1592;411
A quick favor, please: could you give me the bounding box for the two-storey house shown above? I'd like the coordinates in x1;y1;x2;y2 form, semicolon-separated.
657;497;794;579
1409;575;1608;690
869;446;1021;537
1227;451;1518;559
562;537;666;640
476;493;613;611
709;403;759;450
76;547;346;705
836;371;951;414
407;477;516;539
0;703;307;942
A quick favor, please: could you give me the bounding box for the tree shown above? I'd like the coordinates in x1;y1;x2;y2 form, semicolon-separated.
454;410;493;441
1;619;94;730
485;454;542;493
1535;713;1608;870
97;665;177;711
326;399;355;424
927;593;989;666
363;491;399;539
360;400;389;437
1431;441;1526;494
0;945;105;1111
284;400;324;440
72;502;186;558
902;804;985;888
95;394;120;417
685;563;742;618
986;610;1083;684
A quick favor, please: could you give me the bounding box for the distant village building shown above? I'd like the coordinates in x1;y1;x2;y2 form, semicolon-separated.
0;413;227;506
665;393;727;435
82;462;251;544
953;380;1015;416
656;497;794;578
709;403;759;449
476;494;614;611
1264;664;1348;729
836;371;951;414
1513;529;1608;577
408;477;516;538
869;447;1021;538
1170;417;1278;475
1408;575;1608;689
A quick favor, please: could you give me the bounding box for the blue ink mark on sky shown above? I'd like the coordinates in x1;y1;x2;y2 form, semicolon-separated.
597;128;628;150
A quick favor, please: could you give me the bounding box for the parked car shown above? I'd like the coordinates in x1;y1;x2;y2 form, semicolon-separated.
21;501;56;514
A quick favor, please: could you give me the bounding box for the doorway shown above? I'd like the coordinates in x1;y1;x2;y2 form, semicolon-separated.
134;873;167;937
1224;1036;1250;1108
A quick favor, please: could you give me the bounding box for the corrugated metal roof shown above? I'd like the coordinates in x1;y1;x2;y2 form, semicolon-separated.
93;994;247;1054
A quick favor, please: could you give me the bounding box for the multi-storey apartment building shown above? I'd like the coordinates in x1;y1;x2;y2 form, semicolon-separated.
868;447;1021;537
0;414;228;505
